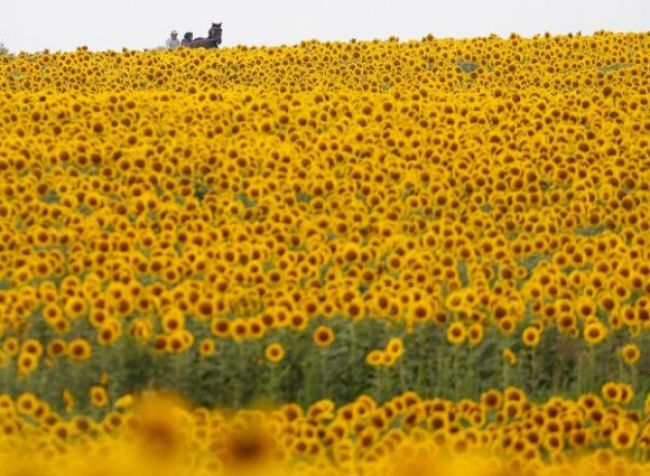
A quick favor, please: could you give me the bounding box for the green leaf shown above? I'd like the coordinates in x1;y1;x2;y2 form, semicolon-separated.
235;193;257;208
457;60;479;73
296;191;312;203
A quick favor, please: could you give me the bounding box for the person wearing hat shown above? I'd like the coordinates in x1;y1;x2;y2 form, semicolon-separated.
166;30;180;49
181;32;194;47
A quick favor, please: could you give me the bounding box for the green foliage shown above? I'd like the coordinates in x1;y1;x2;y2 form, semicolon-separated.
599;63;633;74
3;314;650;415
193;182;211;202
235;192;257;208
40;190;60;204
574;224;608;236
296;191;312;203
457;60;479;73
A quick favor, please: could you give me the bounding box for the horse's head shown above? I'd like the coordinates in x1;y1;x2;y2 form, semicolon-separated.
209;22;223;39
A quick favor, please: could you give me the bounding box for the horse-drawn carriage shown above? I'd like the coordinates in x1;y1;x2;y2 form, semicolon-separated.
182;23;222;49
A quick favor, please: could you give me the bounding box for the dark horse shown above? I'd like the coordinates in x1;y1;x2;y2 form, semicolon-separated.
188;23;222;48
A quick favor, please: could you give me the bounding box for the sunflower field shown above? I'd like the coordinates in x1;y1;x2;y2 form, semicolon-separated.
1;31;650;475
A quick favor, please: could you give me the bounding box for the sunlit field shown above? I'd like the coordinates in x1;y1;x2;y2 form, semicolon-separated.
1;31;650;475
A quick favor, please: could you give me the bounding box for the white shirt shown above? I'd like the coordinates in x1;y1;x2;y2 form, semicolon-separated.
166;38;180;49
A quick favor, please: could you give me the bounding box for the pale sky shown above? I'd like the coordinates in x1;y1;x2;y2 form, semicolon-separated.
1;0;648;53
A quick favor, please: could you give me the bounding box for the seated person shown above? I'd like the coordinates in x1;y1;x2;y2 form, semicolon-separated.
181;32;194;47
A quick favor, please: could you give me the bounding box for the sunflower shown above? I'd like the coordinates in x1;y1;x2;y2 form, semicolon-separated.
313;326;335;349
577;393;602;412
568;429;590;449
67;338;92;362
222;419;277;471
502;348;517;366
71;415;94;433
42;303;64;325
611;425;637;450
385;337;404;357
480;389;502;411
162;307;185;333
601;382;621;403
195;298;215;320
504;386;526;404
247;318;266;340
115;394;134;409
498;316;516;336
16;392;38;416
584;320;608;345
544;433;564;453
199;338;216;357
346;299;365;322
17;352;38;376
522;326;541;347
2;337;19;357
211;318;230;337
90;386;109;408
408;300;431;323
619;383;634;404
89;308;111;328
153;335;168;354
366;350;384;366
380;352;397;367
62;389;75;413
63;296;88;319
97;322;120;346
619;343;641;365
167;332;188;354
556;313;577;334
20;339;43;357
446;322;466;345
230;318;249;342
265;342;285;363
467;323;484;346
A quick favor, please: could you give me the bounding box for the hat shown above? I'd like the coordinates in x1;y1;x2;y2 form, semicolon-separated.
171;30;178;35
